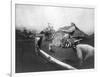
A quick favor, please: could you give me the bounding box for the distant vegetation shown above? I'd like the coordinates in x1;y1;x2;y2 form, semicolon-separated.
16;28;36;40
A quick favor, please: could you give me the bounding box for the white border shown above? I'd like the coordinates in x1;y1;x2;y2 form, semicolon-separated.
11;0;95;77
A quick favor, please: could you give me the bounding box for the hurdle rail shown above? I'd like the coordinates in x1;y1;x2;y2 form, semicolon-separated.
34;34;78;70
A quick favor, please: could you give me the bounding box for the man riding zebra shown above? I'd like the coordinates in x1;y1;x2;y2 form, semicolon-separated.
36;22;94;66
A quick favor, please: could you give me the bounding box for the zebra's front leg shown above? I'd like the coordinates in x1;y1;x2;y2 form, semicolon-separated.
76;46;83;66
49;44;55;53
49;44;52;51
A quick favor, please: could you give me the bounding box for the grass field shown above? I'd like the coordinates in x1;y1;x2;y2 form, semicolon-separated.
16;34;94;73
16;40;66;73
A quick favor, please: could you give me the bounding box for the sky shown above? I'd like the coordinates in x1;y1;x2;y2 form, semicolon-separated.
15;4;94;35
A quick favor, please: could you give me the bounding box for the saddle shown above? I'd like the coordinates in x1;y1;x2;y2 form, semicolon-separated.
49;31;81;49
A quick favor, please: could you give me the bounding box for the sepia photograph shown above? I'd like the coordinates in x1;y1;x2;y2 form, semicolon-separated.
15;4;94;73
